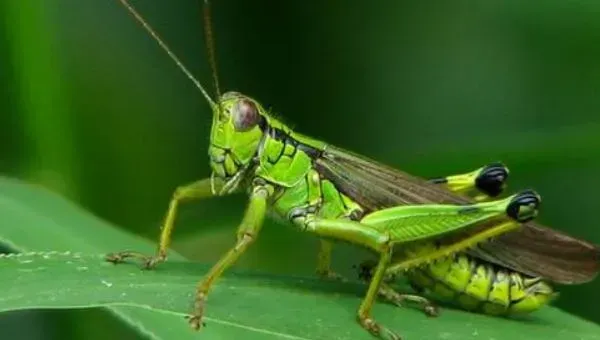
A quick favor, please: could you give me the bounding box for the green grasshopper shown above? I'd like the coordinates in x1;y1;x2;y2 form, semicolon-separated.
356;163;600;318
104;1;598;339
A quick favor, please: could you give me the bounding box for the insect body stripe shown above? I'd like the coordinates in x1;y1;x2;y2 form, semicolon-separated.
406;252;555;315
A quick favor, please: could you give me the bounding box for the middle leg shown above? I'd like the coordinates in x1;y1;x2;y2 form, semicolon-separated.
316;239;346;281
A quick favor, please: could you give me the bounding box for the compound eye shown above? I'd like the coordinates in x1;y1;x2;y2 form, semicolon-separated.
232;99;259;132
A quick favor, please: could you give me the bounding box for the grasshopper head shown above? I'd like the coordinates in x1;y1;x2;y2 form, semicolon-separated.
208;91;266;181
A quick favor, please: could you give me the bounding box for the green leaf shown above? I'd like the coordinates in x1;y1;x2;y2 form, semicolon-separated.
0;175;599;340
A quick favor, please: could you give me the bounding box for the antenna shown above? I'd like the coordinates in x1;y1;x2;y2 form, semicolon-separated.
203;0;222;101
117;0;215;107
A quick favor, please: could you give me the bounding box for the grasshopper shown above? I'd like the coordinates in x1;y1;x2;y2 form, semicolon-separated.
356;163;600;318
103;1;597;339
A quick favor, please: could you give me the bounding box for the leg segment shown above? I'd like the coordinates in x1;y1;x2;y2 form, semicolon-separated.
386;219;520;274
428;162;509;201
302;217;401;339
188;185;269;330
357;250;401;340
359;190;539;244
378;283;438;317
105;177;221;269
316;239;345;281
357;260;438;317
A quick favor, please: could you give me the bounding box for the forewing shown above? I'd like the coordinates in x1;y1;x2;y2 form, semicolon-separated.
314;145;470;212
466;223;600;284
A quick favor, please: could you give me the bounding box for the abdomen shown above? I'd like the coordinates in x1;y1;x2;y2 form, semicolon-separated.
405;251;557;315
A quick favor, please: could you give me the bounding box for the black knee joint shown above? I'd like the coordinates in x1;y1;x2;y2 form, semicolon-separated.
475;162;509;197
506;189;541;223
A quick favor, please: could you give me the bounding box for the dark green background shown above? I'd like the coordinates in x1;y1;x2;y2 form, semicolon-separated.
1;1;599;339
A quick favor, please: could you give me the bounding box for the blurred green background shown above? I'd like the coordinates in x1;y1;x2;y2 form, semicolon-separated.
1;0;599;339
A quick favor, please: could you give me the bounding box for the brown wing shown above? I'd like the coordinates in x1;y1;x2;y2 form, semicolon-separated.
314;145;470;213
315;144;600;283
466;224;600;284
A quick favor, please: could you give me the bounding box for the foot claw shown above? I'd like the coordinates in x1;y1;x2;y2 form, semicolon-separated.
142;256;164;270
104;251;165;270
360;317;381;337
359;316;402;340
381;326;402;340
185;315;204;331
317;270;347;282
378;285;438;318
104;253;125;264
186;293;208;331
424;304;439;317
